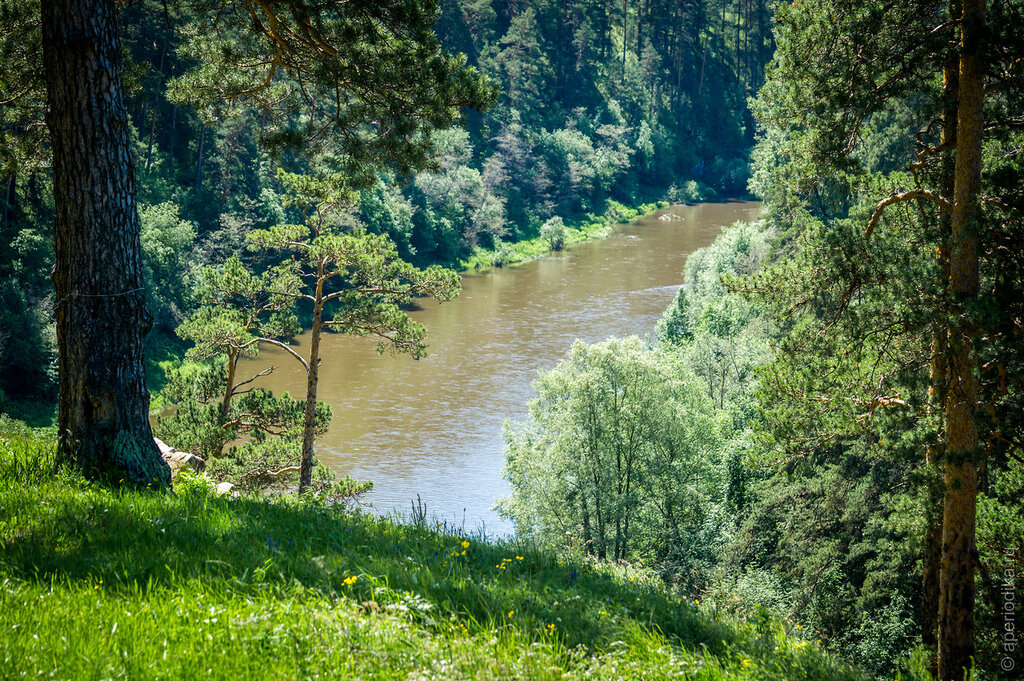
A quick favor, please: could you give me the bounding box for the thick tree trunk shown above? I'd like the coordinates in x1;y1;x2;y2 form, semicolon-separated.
41;0;169;486
924;27;959;673
938;0;984;677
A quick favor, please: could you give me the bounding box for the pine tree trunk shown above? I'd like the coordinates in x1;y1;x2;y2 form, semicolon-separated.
144;44;165;173
167;105;177;180
3;176;15;232
41;0;169;486
194;126;206;192
298;277;325;494
924;26;959;672
938;0;984;676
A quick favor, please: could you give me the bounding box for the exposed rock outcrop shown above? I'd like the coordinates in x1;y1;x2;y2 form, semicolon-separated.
154;437;205;479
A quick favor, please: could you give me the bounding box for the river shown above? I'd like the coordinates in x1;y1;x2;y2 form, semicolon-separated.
245;200;763;536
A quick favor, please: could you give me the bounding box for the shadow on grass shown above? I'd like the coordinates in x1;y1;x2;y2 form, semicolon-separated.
0;470;745;656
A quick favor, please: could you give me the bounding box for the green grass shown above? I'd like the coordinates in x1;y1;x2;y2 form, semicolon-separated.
0;422;868;680
458;201;668;272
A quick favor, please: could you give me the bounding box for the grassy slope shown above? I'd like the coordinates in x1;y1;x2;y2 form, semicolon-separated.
0;423;866;680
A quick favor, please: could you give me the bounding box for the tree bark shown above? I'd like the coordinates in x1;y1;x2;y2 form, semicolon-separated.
194;126;206;192
41;0;169;486
298;272;325;493
2;176;15;232
938;0;984;676
144;44;166;173
924;21;959;672
167;104;177;180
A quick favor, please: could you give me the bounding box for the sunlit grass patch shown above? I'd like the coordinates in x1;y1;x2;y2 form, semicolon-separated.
0;425;867;680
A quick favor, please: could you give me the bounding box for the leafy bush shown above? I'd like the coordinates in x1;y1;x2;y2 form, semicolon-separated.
540;216;567;251
489;238;517;267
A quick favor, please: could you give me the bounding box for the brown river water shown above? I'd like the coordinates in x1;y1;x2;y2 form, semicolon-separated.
242;201;763;536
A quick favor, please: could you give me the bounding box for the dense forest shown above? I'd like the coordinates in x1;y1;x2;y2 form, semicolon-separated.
0;0;771;412
1;0;1022;680
499;0;1024;677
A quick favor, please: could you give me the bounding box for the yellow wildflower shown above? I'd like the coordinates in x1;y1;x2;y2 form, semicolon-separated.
461;540;470;549
343;575;358;586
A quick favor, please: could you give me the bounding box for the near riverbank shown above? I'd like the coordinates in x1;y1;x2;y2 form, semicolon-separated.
458;199;668;271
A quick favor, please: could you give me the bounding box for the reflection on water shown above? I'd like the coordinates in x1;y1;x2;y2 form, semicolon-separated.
244;201;763;536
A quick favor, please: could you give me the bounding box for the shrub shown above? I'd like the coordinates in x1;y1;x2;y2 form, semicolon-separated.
540;216;568;251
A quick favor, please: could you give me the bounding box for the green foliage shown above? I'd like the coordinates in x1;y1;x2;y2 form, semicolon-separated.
167;0;496;185
246;198;461;360
458;201;664;271
657;220;772;419
153;359;332;491
0;0;777;411
176;253;300;364
729;0;1024;675
0;0;45;178
0;432;868;681
500;337;728;572
139;201;197;329
540;216;568;251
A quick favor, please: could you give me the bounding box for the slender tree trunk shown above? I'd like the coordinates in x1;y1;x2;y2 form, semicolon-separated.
924;21;959;674
193;126;206;192
167;104;177;180
144;44;165;173
938;0;984;677
635;0;643;59
923;330;947;669
622;0;628;83
222;349;238;418
41;0;168;486
3;176;15;232
298;274;325;493
593;484;606;559
581;492;592;553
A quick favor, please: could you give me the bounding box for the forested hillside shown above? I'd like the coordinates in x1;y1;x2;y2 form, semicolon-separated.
1;1;1021;680
0;0;772;414
497;0;1024;678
